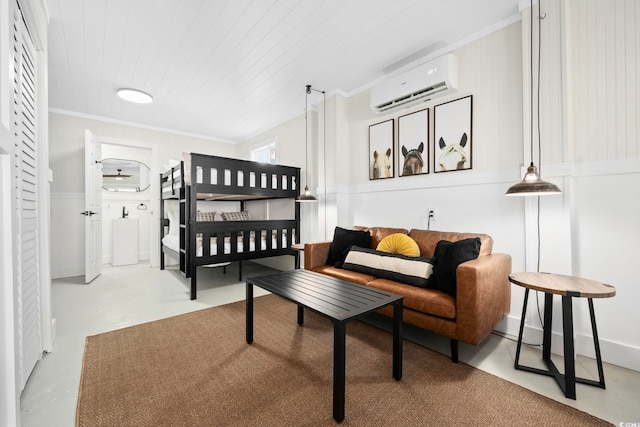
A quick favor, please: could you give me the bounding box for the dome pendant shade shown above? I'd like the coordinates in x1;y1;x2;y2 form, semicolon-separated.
296;185;317;202
505;163;561;196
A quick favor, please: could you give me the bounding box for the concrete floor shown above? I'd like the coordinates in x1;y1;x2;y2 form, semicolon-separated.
20;262;640;426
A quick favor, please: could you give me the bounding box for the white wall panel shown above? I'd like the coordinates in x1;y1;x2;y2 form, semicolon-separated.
458;22;525;170
567;0;640;163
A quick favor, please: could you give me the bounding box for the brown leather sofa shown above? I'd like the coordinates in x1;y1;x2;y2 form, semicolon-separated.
304;226;512;362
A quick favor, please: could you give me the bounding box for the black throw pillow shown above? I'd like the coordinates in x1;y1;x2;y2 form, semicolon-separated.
327;227;371;267
430;237;481;297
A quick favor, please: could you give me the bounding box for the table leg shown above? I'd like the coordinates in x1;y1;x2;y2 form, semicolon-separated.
514;288;530;368
562;295;576;399
588;298;606;388
542;292;553;361
297;305;304;326
246;282;253;344
333;322;346;423
392;299;403;380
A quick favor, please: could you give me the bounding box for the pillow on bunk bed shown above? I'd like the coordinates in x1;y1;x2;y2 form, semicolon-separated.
196;211;217;222
220;211;250;221
166;210;179;235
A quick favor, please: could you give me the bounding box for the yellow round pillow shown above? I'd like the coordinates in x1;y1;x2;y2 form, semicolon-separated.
376;233;420;257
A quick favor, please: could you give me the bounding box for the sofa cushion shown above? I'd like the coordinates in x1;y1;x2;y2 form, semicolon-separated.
342;246;434;288
311;265;376;286
409;229;493;258
376;233;420;257
367;278;456;319
431;237;481;297
327;227;371;267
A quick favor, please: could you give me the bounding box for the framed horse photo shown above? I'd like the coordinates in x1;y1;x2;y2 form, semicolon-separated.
369;119;394;180
434;95;473;173
398;108;429;177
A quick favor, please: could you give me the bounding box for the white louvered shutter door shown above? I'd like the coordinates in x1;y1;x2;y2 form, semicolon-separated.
11;2;41;390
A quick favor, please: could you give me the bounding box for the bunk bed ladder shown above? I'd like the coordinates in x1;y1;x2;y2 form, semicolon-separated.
180;186;189;277
159;173;165;270
188;182;198;300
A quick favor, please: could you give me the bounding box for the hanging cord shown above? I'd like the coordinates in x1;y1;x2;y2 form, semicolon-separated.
323;90;327;240
307;85;327;238
529;0;535;167
305;86;310;192
534;1;547;334
537;3;546;178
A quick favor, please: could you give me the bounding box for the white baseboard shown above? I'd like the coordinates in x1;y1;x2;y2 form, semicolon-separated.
576;334;640;373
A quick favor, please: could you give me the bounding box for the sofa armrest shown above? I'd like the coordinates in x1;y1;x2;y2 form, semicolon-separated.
455;253;512;345
304;241;332;270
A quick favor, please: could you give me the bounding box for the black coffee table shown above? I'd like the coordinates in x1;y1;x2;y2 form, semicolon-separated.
246;269;403;423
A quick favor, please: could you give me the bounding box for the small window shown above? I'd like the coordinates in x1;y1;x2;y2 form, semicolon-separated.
251;141;277;164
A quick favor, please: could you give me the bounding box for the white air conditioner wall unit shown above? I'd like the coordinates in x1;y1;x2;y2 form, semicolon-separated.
370;53;458;114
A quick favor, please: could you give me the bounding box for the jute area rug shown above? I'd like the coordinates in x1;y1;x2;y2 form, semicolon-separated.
77;294;610;426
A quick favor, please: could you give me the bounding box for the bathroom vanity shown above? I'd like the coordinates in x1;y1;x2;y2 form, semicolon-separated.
112;218;139;266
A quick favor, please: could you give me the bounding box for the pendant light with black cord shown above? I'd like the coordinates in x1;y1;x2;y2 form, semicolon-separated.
296;85;318;202
505;0;561;197
508;0;560;344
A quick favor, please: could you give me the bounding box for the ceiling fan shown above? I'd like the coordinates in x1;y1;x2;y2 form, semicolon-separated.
103;168;131;180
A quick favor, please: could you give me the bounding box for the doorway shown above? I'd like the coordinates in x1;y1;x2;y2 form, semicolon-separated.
99;142;153;267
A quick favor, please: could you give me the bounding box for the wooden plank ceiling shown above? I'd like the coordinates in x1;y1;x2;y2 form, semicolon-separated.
46;0;521;142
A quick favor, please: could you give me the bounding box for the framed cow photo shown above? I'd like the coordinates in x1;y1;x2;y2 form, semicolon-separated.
434;95;472;173
369;119;394;180
398;108;429;177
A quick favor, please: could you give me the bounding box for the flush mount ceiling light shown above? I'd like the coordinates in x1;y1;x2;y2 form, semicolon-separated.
117;88;153;104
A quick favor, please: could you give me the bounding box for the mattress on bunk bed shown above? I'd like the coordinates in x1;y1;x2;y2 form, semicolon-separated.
161;232;294;257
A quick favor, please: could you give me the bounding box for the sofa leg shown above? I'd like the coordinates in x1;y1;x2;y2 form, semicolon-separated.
450;339;459;363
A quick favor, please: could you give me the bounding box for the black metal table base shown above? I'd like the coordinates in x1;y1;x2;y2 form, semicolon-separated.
246;271;403;423
514;289;606;399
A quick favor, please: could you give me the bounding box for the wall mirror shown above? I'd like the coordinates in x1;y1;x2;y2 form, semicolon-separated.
102;158;150;192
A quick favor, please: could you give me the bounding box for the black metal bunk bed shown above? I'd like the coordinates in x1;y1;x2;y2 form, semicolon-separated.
160;153;301;300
